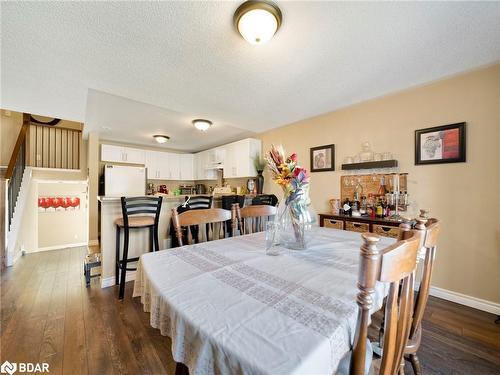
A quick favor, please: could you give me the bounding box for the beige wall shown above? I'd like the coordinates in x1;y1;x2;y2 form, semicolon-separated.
0;110;24;166
259;64;500;304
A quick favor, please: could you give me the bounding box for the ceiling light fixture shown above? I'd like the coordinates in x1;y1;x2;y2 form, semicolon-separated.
234;0;282;45
153;135;170;144
192;119;213;131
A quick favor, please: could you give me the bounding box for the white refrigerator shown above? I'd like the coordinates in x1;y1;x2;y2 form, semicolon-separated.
104;164;146;197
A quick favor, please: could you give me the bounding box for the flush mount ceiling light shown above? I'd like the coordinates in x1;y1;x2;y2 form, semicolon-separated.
192;119;213;131
234;1;282;45
153;134;170;144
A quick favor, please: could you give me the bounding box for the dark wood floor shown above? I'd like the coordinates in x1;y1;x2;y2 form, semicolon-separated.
1;247;499;375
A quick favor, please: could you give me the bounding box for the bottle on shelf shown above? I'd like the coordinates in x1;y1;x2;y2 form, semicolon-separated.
360;196;367;215
376;199;384;218
377;176;387;197
354;180;364;202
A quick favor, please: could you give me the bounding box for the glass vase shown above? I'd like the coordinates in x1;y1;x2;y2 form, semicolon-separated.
276;198;315;250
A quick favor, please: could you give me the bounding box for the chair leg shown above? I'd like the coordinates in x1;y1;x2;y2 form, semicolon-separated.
409;354;422;375
115;226;120;286
154;224;160;252
118;227;129;299
149;226;154;252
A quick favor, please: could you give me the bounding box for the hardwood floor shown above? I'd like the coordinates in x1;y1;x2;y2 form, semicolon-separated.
1;247;499;375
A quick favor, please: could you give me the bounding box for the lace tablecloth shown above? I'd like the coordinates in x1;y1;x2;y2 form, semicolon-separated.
133;227;394;375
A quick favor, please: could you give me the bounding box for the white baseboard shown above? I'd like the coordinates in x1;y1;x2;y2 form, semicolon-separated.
101;271;136;289
88;239;99;247
33;242;88;252
429;286;500;315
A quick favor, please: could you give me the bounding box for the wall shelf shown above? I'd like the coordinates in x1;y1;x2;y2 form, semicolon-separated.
341;160;398;170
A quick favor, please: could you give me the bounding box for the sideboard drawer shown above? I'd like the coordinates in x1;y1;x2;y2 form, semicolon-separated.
323;218;344;230
373;224;399;238
345;221;369;233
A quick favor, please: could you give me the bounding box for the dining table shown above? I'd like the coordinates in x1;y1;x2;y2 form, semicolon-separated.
133;226;395;375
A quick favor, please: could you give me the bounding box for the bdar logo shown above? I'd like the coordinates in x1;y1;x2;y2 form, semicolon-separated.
0;361;17;375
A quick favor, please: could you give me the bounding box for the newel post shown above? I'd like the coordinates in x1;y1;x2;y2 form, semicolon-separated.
351;233;381;375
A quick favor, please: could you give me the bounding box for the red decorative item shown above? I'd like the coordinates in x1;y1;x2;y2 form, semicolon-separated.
61;197;71;209
52;197;63;208
69;197;80;208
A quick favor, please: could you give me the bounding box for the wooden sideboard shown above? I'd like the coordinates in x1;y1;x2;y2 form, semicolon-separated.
318;213;402;238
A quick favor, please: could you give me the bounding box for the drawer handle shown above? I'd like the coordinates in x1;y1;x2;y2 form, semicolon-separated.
353;224;362;228
381;227;392;232
328;220;338;224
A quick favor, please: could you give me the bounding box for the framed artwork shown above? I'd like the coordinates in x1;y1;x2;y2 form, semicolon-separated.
310;144;335;172
415;122;466;165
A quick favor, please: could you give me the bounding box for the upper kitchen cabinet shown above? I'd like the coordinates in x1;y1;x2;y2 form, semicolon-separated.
223;138;262;178
194;151;217;180
145;150;166;180
101;144;145;165
179;154;194;180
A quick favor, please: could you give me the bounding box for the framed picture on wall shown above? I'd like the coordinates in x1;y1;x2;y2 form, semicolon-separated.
310;144;335;172
415;122;466;165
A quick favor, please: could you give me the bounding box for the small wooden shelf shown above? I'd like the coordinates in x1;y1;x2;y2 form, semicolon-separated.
341;160;398;170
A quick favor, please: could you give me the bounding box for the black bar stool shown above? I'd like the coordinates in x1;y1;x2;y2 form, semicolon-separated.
115;196;162;299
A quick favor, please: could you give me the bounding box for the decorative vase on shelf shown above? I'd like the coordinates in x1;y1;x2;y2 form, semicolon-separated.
256;170;264;195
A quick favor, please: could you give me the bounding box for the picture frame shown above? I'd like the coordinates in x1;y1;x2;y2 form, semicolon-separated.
415;122;466;165
310;144;335;172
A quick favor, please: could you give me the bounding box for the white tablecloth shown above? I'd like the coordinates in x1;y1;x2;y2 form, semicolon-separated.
133;227;394;375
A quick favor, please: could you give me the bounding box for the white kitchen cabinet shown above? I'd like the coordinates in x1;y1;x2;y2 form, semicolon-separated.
101;144;145;165
179;154;194;180
223;142;237;178
194;150;217;180
145;150;170;180
223;138;262;178
167;153;180;180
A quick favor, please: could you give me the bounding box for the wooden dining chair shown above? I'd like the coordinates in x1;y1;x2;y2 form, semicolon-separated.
403;210;441;374
234;204;277;235
349;226;420;375
171;207;237;246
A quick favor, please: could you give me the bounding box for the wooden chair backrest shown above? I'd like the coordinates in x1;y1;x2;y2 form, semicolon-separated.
409;211;440;340
120;196;163;227
171;207;236;246
235;204;277;235
351;226;420;375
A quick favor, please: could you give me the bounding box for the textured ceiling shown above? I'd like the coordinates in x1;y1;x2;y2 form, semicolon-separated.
86;90;253;152
2;1;500;148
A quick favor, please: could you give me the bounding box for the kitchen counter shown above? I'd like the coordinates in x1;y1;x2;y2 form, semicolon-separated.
97;193;261;288
97;193;261;202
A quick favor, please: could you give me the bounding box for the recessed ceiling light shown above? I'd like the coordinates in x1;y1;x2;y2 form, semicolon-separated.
153;135;170;143
234;1;282;45
192;119;213;131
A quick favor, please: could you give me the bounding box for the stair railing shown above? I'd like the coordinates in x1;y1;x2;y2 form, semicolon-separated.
5;113;30;229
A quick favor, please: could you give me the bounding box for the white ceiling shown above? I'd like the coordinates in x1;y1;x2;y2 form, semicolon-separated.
2;1;500;149
86;89;253;152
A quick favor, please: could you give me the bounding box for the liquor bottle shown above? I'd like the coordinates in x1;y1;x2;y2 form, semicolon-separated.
360;196;367;215
377;176;387;197
376;199;383;218
354;180;363;202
